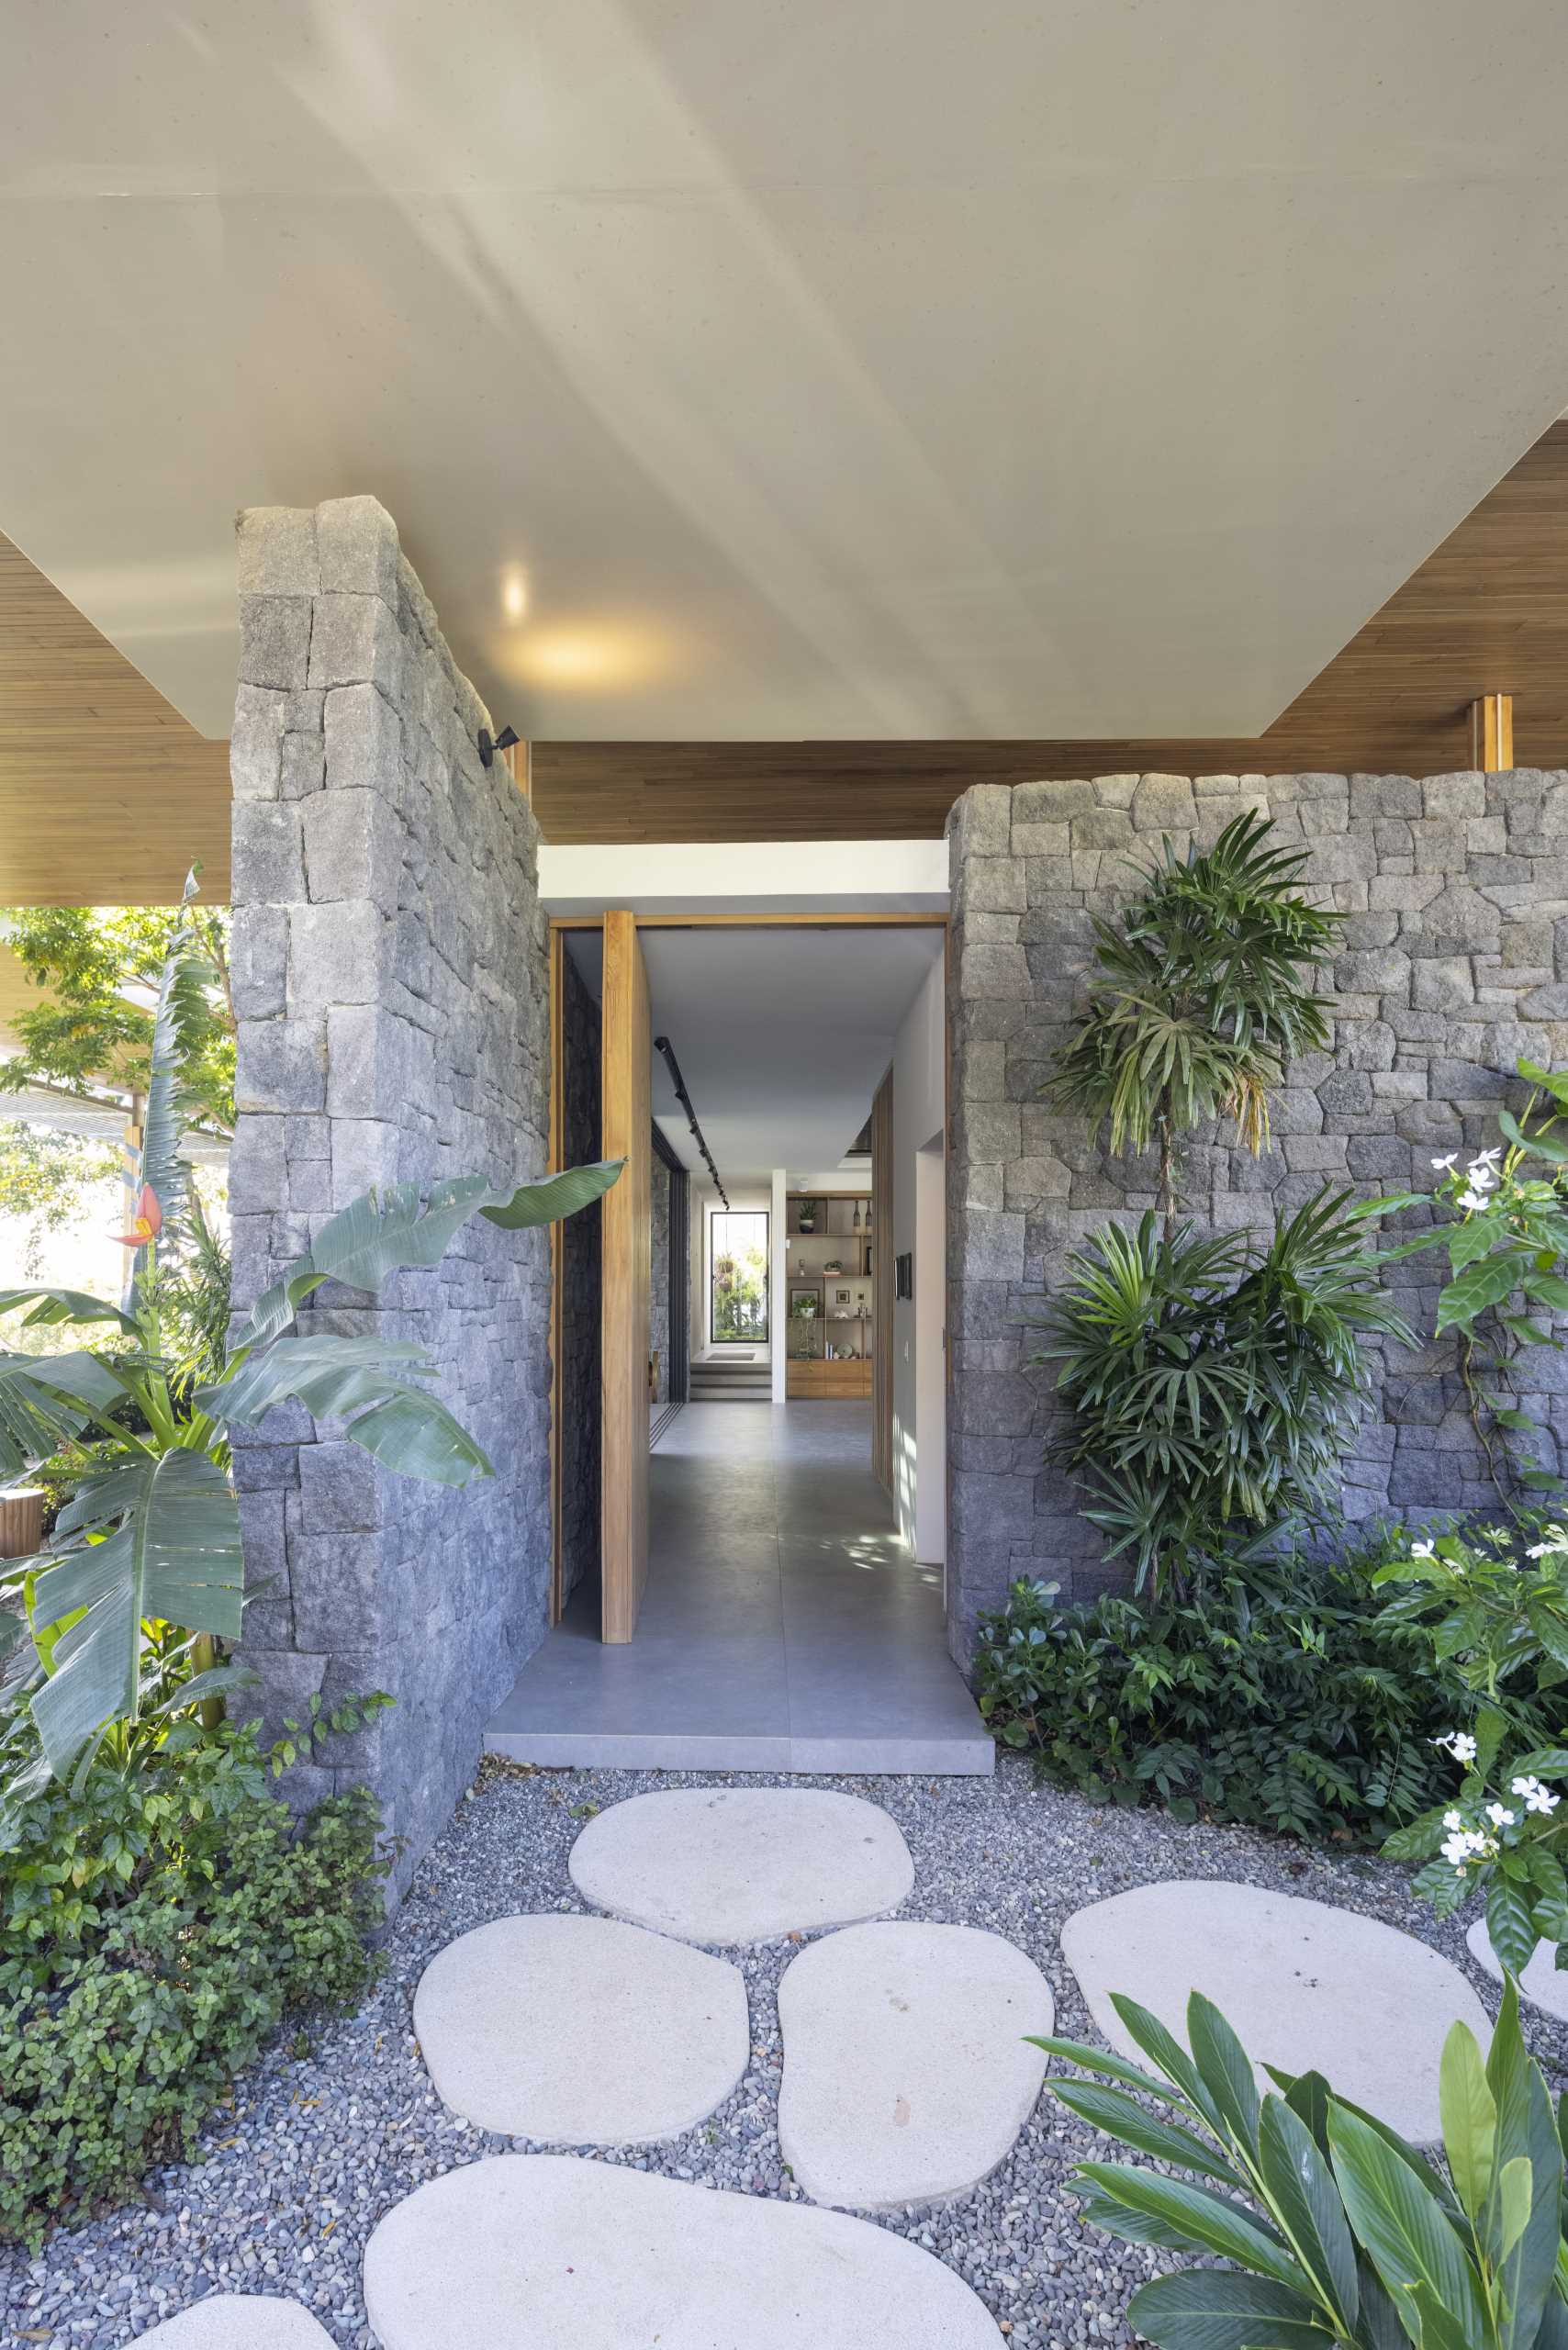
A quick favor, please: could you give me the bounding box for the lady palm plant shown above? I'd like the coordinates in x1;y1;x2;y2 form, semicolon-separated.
1045;810;1342;1223
1038;1191;1412;1593
0;883;620;1790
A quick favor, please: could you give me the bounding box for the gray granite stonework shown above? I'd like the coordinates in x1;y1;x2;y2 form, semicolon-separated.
945;770;1568;1662
227;496;553;1891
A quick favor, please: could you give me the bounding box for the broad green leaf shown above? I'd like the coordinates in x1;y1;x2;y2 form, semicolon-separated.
1436;1252;1527;1334
1074;2162;1303;2286
1484;1979;1562;2350
1190;1990;1262;2154
28;1449;243;1779
206;1336;492;1483
1110;1992;1226;2132
1524;1273;1568;1314
1519;1062;1568;1109
0;1286;139;1336
0;1349;124;1480
477;1159;625;1229
135;863;203;1252
1438;2020;1495;2221
1487;1874;1540;1980
1259;2094;1361;2333
1025;2034;1184;2104
1127;2269;1332;2350
1496;2155;1534;2262
1327;2102;1485;2348
1404;2281;1476;2350
241;1160;624;1347
1048;2080;1245;2188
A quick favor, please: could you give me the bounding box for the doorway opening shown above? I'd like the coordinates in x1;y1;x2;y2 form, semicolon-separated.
486;914;989;1774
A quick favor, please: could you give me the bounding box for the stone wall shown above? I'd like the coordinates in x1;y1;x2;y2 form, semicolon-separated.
227;495;552;1888
650;1151;671;1407
559;951;601;1598
946;768;1568;1663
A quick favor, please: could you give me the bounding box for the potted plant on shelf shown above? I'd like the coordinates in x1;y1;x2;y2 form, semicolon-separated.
797;1200;817;1232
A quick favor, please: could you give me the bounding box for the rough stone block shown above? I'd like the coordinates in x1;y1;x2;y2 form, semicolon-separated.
1412;957;1475;1013
233;802;306;906
317;494;400;600
236;506;319;598
959;1210;1026;1286
1424;772;1486;818
239;595;312;690
234;1015;327;1113
301;788;400;913
947;784;1012;856
298;1443;380;1534
325;1002;411;1119
958;943;1031;1001
230;684;288;800
230;904;288;1020
961;856;1027;913
1131;773;1197;830
324;680;404;792
290;900;388;1009
308;593;403;696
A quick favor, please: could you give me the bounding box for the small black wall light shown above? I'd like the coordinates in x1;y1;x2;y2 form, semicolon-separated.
477;723;521;769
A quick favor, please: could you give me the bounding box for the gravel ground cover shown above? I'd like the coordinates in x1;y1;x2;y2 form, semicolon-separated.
5;1754;1564;2350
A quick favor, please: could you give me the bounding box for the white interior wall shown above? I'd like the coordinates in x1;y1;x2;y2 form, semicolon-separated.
890;956;946;1561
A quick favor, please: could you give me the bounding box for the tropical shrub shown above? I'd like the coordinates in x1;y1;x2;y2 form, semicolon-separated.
1036;1192;1412;1592
0;885;622;1785
1370;1518;1568;1975
0;1701;387;2245
1362;1059;1568;1494
1034;1978;1566;2350
973;1560;1450;1842
1043;810;1343;1221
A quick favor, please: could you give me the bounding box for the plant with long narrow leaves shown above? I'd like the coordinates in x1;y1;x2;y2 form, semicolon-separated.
1032;1977;1568;2350
1036;1190;1413;1592
1044;810;1343;1223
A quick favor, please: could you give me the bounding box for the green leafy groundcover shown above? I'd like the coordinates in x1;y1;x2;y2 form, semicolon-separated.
0;1708;387;2245
974;1561;1452;1843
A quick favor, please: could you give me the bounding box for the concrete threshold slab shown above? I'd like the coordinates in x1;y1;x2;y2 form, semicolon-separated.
483;1726;992;1774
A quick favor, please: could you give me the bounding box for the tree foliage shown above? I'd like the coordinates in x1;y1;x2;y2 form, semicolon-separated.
0;894;234;1134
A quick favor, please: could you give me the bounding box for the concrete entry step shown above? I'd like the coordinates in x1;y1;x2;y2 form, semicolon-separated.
129;2299;334;2346
362;2154;1002;2349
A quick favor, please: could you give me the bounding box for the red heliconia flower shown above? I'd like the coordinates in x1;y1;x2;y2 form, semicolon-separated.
114;1184;163;1248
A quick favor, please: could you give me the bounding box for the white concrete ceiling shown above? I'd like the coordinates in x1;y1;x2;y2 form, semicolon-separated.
566;925;942;1179
5;4;1568;745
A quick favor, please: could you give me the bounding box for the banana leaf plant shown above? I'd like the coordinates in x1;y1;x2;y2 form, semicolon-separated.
0;872;622;1785
1032;1978;1568;2350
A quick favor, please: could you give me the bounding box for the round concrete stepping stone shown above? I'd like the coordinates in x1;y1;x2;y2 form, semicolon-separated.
568;1785;913;1943
1467;1918;1568;2021
1061;1879;1488;2143
413;1912;747;2142
778;1920;1052;2210
363;2153;999;2348
130;2299;333;2347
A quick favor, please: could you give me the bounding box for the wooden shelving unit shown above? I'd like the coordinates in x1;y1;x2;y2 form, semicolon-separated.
784;1190;874;1399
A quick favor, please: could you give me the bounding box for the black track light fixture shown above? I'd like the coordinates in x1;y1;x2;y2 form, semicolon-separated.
655;1034;728;1207
476;722;521;769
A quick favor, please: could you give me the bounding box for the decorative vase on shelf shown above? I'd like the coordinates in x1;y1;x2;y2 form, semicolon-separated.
852;1202;861;1232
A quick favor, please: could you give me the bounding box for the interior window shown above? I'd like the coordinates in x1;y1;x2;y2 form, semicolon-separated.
710;1210;769;1344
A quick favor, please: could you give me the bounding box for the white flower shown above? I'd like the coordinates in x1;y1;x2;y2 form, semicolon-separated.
1526;1528;1568;1561
1473;1147;1504;1166
1457;1190;1491;1213
1440;1825;1495;1869
1511;1774;1562;1817
1437;1730;1479;1764
1411;1539;1437;1560
1444;1808;1465;1830
1485;1803;1517;1829
1432;1154;1459;1171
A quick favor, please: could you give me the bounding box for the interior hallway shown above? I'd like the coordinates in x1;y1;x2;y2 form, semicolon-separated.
486;1403;991;1774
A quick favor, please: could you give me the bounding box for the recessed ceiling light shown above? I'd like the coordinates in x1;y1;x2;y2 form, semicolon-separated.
500;565;529;624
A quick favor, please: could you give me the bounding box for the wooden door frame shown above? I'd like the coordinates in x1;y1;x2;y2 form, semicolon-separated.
545;910;950;1637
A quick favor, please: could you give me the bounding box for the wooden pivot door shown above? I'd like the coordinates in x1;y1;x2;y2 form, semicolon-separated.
600;911;651;1641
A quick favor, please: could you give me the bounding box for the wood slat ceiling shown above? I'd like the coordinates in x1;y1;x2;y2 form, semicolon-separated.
0;532;230;903
6;421;1568;896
